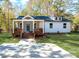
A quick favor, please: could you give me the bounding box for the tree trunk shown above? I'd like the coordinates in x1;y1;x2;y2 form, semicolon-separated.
8;8;10;32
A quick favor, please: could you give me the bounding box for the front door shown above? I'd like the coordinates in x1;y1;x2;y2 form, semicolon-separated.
26;24;30;32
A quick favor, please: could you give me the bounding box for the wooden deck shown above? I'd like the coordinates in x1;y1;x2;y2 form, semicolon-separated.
12;28;44;38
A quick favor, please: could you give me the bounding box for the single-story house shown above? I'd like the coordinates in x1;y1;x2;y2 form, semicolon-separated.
12;15;71;34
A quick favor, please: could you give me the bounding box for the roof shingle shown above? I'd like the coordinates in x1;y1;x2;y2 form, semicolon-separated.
16;16;71;22
17;16;24;19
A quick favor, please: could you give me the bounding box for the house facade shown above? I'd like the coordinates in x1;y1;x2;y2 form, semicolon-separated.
12;15;71;34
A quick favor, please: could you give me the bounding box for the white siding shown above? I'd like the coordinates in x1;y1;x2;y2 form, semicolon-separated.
45;22;71;33
39;21;44;28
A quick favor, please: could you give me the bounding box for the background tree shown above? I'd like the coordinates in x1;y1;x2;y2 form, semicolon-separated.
21;0;66;16
0;0;15;32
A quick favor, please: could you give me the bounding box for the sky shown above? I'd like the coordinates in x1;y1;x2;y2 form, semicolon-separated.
10;0;29;9
10;0;29;4
0;0;29;12
10;0;29;16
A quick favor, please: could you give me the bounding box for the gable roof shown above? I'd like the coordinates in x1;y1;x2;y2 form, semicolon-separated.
62;18;71;22
16;16;71;22
32;16;50;20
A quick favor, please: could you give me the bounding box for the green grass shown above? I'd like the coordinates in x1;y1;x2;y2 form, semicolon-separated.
37;33;79;57
0;32;19;44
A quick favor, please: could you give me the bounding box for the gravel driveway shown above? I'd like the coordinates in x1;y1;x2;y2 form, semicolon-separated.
0;39;76;58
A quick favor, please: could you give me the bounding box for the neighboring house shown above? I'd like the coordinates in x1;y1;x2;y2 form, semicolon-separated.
12;15;71;34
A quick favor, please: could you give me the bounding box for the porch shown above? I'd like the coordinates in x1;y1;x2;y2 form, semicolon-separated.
12;19;45;38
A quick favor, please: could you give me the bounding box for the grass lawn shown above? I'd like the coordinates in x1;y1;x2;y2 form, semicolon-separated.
0;32;19;44
37;33;79;57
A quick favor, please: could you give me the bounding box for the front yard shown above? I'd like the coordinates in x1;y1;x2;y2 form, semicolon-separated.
0;32;79;57
0;33;19;44
37;33;79;57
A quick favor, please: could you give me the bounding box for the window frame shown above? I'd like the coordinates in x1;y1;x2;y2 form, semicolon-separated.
63;23;67;29
19;23;22;29
34;23;36;29
55;17;57;20
49;23;53;29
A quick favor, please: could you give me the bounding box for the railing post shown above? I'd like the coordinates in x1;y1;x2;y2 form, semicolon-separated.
13;20;14;33
22;20;24;32
33;21;35;39
43;20;45;34
33;21;34;32
20;20;24;38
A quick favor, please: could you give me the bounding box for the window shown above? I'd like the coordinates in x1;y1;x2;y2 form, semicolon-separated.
26;24;30;32
49;23;53;28
63;23;67;28
20;23;22;28
34;23;36;29
59;17;62;20
55;17;57;20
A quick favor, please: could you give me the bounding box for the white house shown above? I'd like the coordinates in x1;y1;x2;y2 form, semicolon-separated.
12;15;71;34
